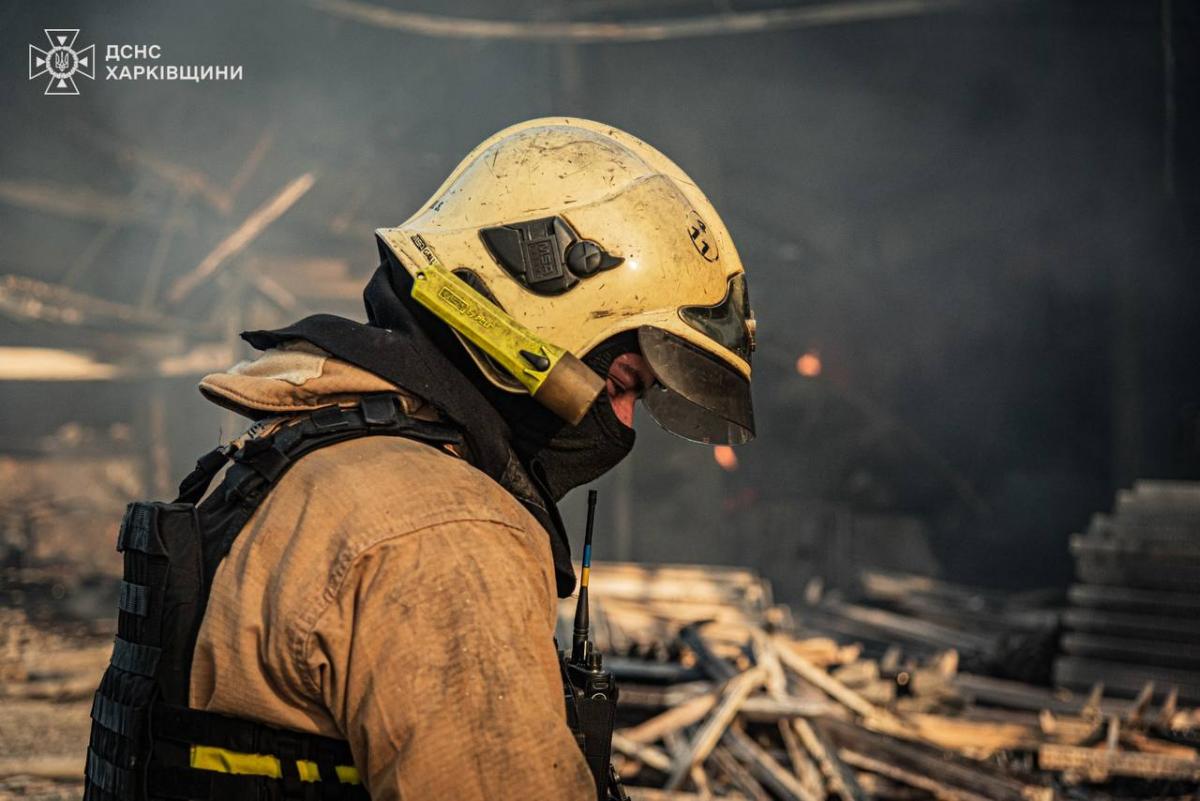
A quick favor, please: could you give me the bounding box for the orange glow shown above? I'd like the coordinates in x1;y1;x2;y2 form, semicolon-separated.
796;351;822;377
713;445;739;471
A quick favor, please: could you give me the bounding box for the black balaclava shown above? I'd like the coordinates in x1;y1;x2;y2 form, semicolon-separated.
487;332;638;502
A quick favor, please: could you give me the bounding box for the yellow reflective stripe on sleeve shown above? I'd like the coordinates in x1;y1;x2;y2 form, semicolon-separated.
190;745;360;785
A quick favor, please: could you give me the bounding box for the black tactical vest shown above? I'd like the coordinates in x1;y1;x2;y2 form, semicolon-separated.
84;394;463;801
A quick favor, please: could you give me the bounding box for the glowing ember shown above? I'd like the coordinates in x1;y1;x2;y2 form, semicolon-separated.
796;351;822;377
713;445;738;471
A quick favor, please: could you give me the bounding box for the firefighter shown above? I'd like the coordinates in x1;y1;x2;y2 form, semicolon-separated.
84;118;755;801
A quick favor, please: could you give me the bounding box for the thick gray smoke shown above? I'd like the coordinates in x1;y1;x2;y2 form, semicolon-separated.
0;1;1196;596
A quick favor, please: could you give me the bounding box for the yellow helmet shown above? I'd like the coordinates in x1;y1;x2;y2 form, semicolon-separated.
376;117;755;444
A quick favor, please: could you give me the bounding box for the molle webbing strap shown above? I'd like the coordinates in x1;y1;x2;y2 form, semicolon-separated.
117;581;148;616
110;637;161;677
87;748;138;797
116;503;158;554
175;447;233;506
91;694;142;739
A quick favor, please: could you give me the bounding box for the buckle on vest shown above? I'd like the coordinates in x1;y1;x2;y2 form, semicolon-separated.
311;406;352;431
360;394;399;426
224;470;266;507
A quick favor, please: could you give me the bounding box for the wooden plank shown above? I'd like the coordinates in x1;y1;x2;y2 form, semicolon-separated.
723;723;820;801
1123;731;1199;759
1070;537;1200;590
779;719;825;800
617;681;833;719
1108;516;1200;545
854;770;933;800
862;596;1056;637
618;681;712;709
612;733;673;773
166;173;316;304
741;696;833;721
663;667;764;791
583;562;772;609
1067;583;1200;616
820;718;1056;801
679;622;739;682
1062;608;1200;643
793;718;867;801
627;789;747;801
1071;535;1200;560
1052;656;1200;702
840;749;992;801
905;713;1041;755
609;657;707;684
688;763;711;797
751;627;789;698
1059;632;1200;670
953;673;1126;716
773;634;902;729
773;636;861;668
709;746;771;801
1038;743;1200;782
621;692;717;744
816;601;996;653
753;631;825;799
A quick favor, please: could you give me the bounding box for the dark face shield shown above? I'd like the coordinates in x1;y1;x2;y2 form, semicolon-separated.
638;325;755;445
678;273;754;362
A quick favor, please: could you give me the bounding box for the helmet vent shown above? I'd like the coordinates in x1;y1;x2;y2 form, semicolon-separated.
480;215;622;296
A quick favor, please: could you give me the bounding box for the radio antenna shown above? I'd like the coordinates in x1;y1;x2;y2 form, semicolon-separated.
571;489;598;664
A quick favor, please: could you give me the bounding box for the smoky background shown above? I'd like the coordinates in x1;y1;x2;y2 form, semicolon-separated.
0;0;1196;603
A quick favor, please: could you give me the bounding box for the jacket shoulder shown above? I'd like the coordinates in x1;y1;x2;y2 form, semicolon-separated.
258;434;539;549
192;433;556;728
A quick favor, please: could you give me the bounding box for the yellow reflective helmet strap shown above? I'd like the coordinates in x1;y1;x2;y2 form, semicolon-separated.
406;235;604;425
190;745;361;785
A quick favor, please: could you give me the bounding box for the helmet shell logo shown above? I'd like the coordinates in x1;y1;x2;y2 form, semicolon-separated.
29;29;95;96
686;210;719;262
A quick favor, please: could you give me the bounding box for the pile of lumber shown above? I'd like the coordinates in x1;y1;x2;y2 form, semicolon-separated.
568;563;1200;800
801;571;1060;685
1056;481;1200;702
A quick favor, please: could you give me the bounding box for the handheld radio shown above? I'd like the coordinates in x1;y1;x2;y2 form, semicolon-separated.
562;489;626;801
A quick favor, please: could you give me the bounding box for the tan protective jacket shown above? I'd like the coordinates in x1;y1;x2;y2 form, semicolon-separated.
189;342;594;801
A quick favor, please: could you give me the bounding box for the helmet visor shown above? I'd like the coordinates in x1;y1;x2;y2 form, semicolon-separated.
638;326;755;445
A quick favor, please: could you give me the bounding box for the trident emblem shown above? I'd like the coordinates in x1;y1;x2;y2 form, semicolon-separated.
29;29;95;96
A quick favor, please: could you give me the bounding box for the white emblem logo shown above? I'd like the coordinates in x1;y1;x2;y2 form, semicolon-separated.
29;29;95;96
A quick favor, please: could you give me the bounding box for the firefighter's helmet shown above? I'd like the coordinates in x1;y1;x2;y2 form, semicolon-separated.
377;117;755;444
